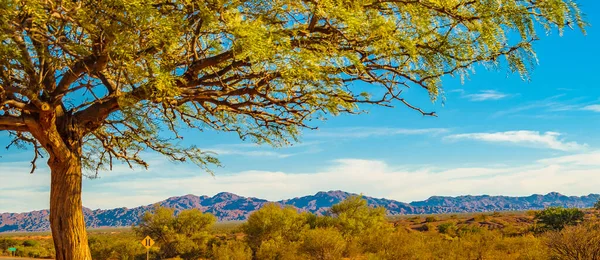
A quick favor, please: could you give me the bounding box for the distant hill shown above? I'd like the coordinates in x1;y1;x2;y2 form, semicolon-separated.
2;191;599;232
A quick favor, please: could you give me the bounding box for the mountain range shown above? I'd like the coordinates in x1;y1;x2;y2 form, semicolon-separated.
2;191;599;232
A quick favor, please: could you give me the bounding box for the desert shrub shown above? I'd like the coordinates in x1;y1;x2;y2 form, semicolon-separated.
534;207;584;231
545;223;600;260
135;205;216;259
329;196;389;237
0;238;18;250
89;233;147;260
501;224;528;237
366;229;431;259
595;199;600;211
211;240;252;260
22;240;39;247
457;224;484;237
255;238;302;260
305;214;336;229
425;216;437;223
427;230;548;260
437;222;458;236
299;228;345;260
242;203;310;253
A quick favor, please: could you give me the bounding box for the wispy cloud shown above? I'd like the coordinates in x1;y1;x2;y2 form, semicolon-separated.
537;151;600;166
309;127;449;138
446;131;587;152
209;149;295;159
493;95;597;117
448;89;465;94
465;90;510;101
582;104;600;112
204;142;322;159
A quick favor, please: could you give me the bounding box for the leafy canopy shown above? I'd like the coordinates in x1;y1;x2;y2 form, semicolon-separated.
534;206;585;232
0;0;586;173
134;206;216;258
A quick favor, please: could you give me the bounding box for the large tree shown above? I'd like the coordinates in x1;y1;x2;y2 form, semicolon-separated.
0;0;585;258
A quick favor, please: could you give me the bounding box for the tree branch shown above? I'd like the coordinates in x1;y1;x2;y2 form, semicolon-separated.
0;115;29;131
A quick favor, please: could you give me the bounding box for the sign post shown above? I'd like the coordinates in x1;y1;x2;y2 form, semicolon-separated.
140;236;155;260
8;247;16;256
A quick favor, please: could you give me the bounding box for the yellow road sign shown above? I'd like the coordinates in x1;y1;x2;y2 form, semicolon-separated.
141;236;155;249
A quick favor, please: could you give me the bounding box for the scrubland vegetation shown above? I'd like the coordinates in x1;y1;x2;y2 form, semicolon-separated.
2;196;600;259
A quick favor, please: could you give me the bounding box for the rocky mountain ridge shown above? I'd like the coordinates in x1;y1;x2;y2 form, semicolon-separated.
2;191;599;232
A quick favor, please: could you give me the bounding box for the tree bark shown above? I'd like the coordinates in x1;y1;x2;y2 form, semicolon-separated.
49;153;92;260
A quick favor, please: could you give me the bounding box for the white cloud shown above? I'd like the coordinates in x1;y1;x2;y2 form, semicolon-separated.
0;163;50;213
3;153;600;212
1;153;600;212
81;156;600;208
465;90;509;101
204;141;322;159
445;131;587;152
582;105;600;112
538;151;600;166
309;127;448;138
209;149;295;158
449;89;465;94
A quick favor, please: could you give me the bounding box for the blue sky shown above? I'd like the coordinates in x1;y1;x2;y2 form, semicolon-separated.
2;2;600;213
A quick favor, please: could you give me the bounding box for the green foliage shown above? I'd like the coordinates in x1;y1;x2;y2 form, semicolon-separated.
0;238;54;258
0;238;18;250
329;195;389;236
0;0;587;175
88;233;146;260
437;222;458;237
457;225;485;237
22;240;39;247
210;240;253;260
299;228;346;260
134;205;216;259
594;199;600;210
534;207;584;231
241;203;309;252
254;238;302;260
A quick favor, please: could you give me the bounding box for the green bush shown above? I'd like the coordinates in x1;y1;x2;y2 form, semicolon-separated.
534;207;584;231
134;205;216;259
241;203;310;253
211;240;252;260
329;195;389;236
437;222;458;236
0;238;18;250
22;240;39;247
255;238;302;260
299;228;346;260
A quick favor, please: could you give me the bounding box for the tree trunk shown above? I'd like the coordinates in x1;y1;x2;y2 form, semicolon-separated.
49;154;92;260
